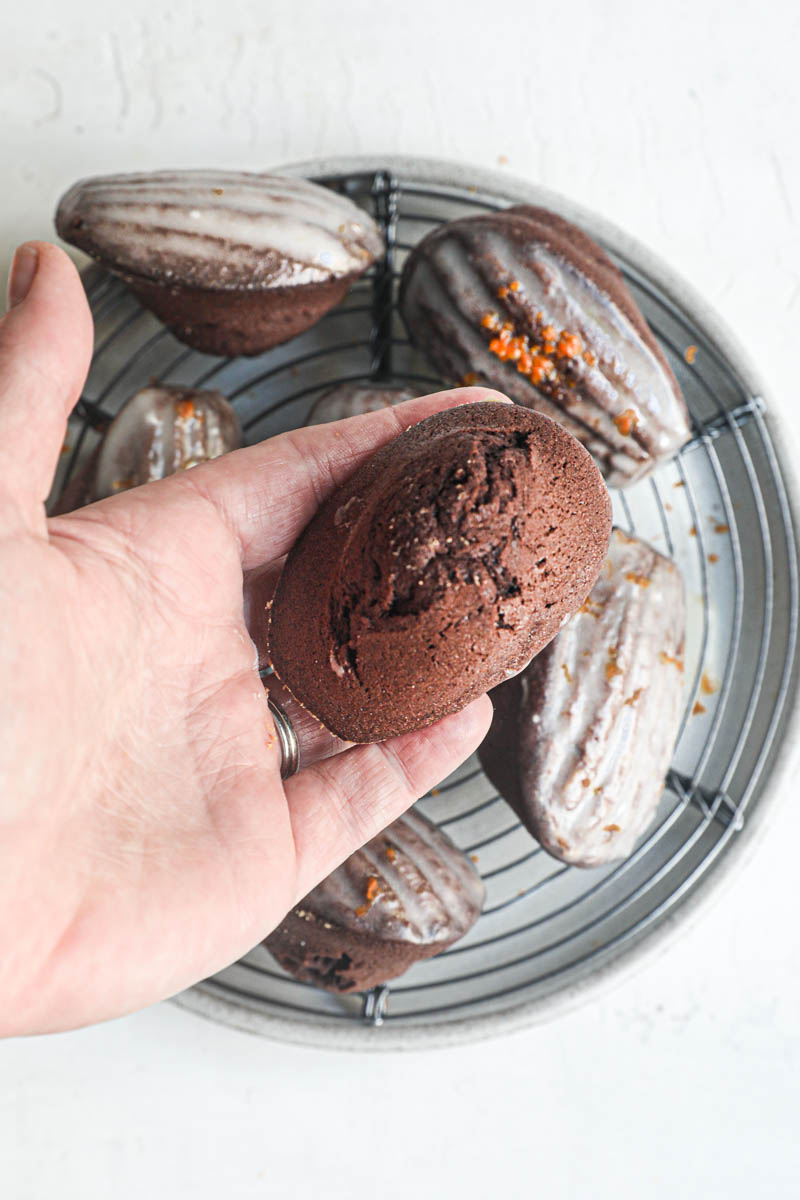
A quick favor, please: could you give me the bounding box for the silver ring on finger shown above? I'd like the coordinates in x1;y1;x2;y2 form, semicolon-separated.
267;695;300;780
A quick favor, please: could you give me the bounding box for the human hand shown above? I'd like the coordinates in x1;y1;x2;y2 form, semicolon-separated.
0;243;493;1035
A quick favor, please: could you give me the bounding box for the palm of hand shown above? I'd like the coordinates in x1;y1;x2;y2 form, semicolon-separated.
0;244;491;1034
6;481;288;1028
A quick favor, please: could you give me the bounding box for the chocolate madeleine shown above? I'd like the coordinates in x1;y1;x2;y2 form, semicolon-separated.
399;206;690;487
479;529;685;866
268;402;611;742
55;386;240;511
55;170;384;356
306;383;419;426
265;809;484;992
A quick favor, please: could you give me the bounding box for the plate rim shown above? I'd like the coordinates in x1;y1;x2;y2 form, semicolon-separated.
177;154;800;1050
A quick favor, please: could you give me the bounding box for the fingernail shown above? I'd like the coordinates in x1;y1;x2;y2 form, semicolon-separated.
7;244;39;309
459;389;513;405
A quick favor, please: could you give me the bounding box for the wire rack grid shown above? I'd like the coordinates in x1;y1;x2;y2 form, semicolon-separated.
55;163;800;1048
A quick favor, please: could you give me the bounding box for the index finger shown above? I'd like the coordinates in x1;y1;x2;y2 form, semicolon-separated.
170;386;509;570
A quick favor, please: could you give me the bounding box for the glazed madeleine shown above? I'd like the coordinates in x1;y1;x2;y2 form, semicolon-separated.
56;170;384;355
54;386;241;513
92;386;241;499
480;528;686;867
305;383;419;426
399;206;690;487
265;809;484;993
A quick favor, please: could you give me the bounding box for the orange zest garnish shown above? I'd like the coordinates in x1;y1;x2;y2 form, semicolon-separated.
625;571;651;588
385;847;397;863
684;344;698;364
613;408;639;436
605;648;623;681
659;651;684;671
562;663;573;684
604;824;621;833
556;332;583;359
692;701;706;716
530;355;555;384
701;673;717;695
481;310;585;390
356;875;380;916
176;399;196;420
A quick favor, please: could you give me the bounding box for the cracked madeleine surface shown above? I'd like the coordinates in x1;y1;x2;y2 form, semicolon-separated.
268;402;611;742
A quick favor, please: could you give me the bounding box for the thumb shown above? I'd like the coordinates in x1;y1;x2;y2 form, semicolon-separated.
0;242;93;527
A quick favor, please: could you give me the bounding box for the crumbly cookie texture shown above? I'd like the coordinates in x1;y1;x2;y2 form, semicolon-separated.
268;401;611;742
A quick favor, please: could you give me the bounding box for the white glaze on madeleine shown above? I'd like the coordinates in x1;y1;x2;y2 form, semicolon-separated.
56;170;384;289
400;207;690;487
305;383;419;426
293;808;485;946
92;385;241;499
480;528;686;866
264;808;485;992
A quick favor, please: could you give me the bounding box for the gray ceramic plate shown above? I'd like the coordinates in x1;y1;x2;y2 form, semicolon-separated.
61;155;800;1049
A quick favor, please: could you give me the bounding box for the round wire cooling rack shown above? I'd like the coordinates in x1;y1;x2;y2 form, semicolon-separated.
54;157;800;1050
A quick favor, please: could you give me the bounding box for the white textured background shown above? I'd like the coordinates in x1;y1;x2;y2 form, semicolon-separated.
3;1;800;1196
